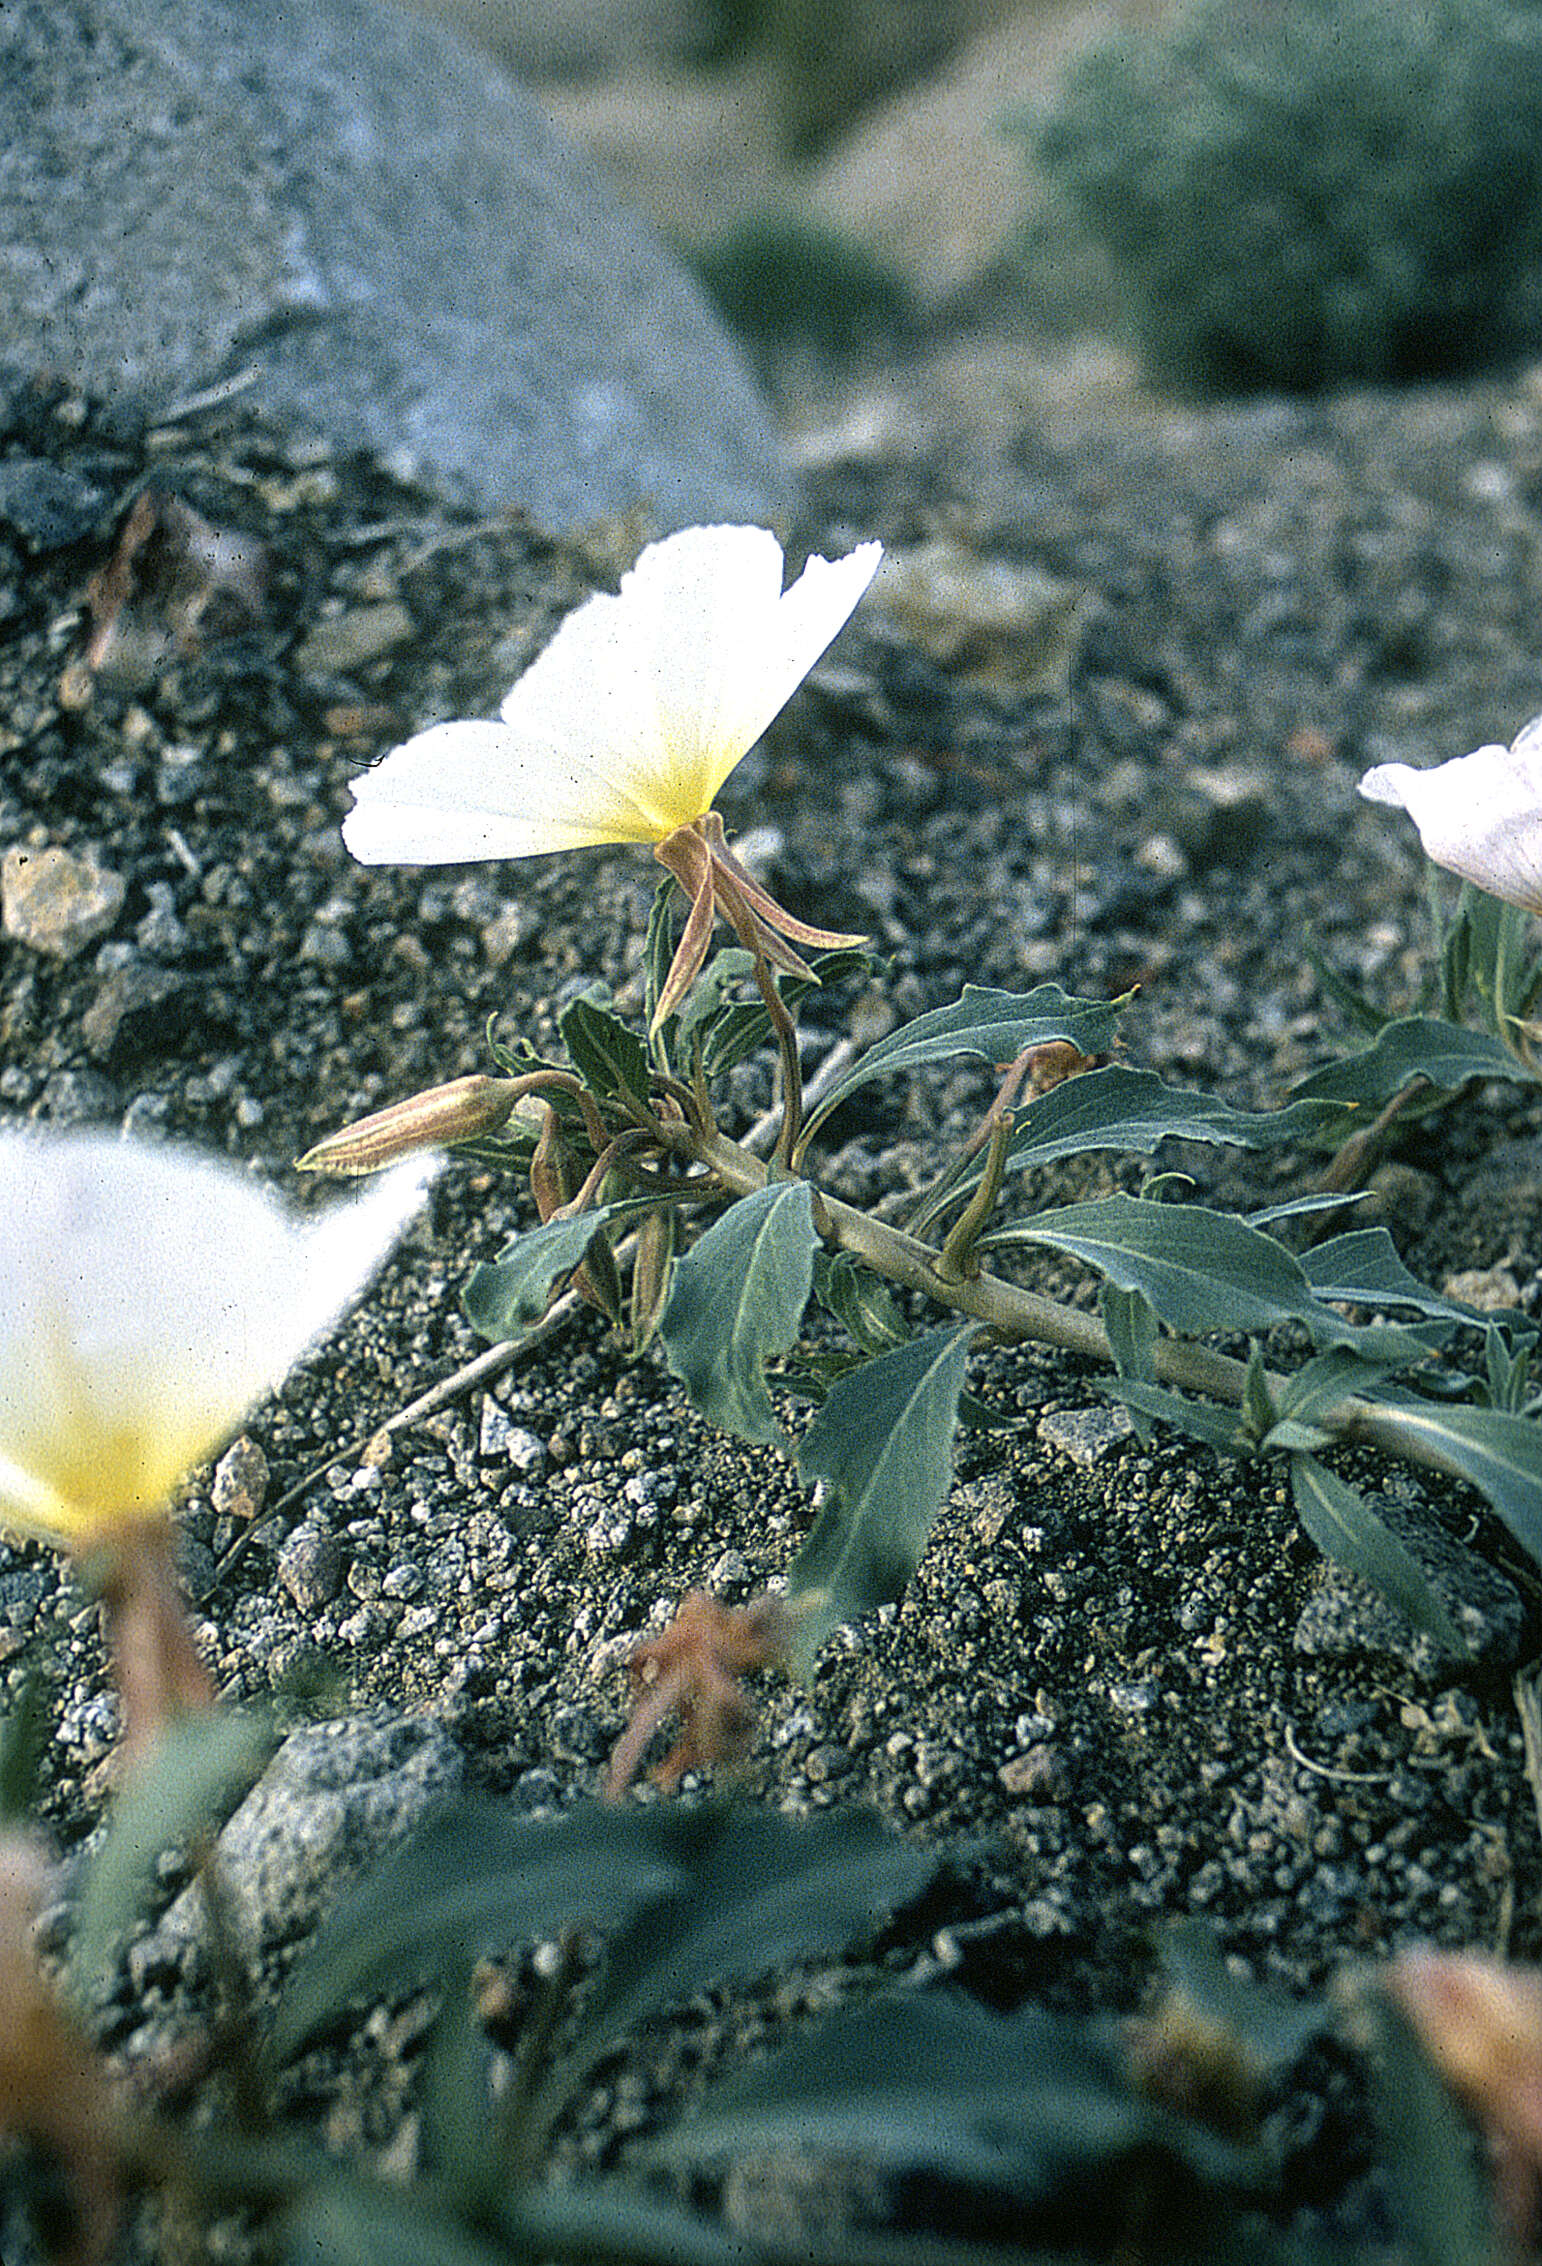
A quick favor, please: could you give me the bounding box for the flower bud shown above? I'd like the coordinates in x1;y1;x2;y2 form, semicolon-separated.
299;1076;520;1175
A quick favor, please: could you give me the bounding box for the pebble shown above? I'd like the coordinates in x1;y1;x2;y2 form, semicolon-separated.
277;1521;345;1614
2;844;125;959
212;1436;269;1523
873;538;1082;692
1036;1405;1134;1469
80;957;190;1064
1442;1264;1522;1310
147;1713;465;1968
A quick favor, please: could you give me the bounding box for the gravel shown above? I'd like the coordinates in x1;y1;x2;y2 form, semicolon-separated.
2;333;1542;2252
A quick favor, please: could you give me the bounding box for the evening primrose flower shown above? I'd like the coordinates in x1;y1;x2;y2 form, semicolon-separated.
0;1129;430;1548
1360;715;1542;912
342;523;883;1021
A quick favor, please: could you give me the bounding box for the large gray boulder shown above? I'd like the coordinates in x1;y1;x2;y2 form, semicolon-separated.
0;0;793;532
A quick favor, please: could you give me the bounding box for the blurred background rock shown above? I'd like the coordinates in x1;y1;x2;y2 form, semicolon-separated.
407;0;1159;394
409;0;1542;411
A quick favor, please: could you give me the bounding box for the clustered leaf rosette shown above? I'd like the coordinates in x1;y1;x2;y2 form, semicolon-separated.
0;1128;430;1550
341;523;883;1023
1360;715;1542;912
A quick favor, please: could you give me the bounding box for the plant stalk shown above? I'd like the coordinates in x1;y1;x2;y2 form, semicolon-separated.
673;1125;1483;1490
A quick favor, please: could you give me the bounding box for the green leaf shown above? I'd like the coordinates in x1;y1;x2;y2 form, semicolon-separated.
416;1988;496;2198
558;990;651;1109
505;2182;761;2266
668;948;877;1084
1358;1989;1504;2266
813;1248;912;1355
1485;1324;1532;1414
1105;1380;1247;1455
657;1181;819;1444
534;1807;934;2146
642;1992;1256;2233
789;1324;976;1665
269;1800;693;2063
1102;1283;1158;1385
1446;885;1542;1039
1160;1920;1329;2079
987;1193;1421;1353
1302;1228;1493;1330
1240;1345;1276;1444
1102;1283;1159;1443
1366;1398;1542;1568
70;1708;276;2005
1248;1192;1375;1228
800;984;1127;1148
1291;1456;1464;1654
671;947;757;1069
1272;1344;1419;1432
463;1200;644;1339
1304;931;1391;1035
0;1671;48;1824
701;949;876;1079
914;1069;1345;1239
1289;1016;1530;1110
642;877;679;1063
279;2174;514;2266
1008;1067;1344;1174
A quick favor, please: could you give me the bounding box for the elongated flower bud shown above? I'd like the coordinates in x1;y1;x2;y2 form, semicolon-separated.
298;1076;521;1176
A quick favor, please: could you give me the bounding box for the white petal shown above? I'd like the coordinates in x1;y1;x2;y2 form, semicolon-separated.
342;525;883;866
0;1133;429;1544
606;526;884;818
343;721;663;863
1360;727;1542;912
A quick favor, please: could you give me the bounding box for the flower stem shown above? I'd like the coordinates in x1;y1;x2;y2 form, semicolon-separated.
667;1123;1483;1490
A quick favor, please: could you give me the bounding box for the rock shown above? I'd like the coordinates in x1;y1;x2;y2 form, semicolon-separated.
1037;1403;1133;1469
277;1521;345;1615
1157;765;1272;869
212;1436;270;1524
871;537;1083;692
800;0;1146;315
537;58;787;252
2;0;791;533
0;458;106;551
151;1714;464;1964
1293;1489;1529;1678
761;0;1018;160
293;601;415;682
79;957;190;1065
1442;1264;1523;1311
2;844;125;960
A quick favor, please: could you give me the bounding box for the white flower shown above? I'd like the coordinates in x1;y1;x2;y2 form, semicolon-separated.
342;524;882;864
1359;716;1542;912
342;524;882;1022
0;1131;430;1547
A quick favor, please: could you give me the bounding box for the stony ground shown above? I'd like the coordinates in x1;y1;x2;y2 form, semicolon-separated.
5;328;1542;2253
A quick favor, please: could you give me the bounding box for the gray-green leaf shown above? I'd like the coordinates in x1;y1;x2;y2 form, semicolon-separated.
463;1201;643;1340
558;990;651;1108
801;983;1126;1147
790;1323;976;1667
1367;1398;1542;1568
987;1192;1420;1352
1291;1455;1463;1654
1290;1016;1528;1109
1009;1066;1343;1173
658;1181;818;1443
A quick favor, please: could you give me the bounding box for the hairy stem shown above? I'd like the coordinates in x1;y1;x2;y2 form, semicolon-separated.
670;1125;1474;1487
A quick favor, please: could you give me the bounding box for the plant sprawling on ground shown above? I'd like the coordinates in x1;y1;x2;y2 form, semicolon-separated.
6;516;1542;2263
